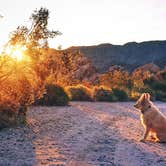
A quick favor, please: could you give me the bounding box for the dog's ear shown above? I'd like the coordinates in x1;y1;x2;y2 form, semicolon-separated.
140;93;146;105
141;93;146;101
145;93;150;101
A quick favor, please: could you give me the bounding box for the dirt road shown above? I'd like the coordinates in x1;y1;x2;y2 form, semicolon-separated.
0;102;166;166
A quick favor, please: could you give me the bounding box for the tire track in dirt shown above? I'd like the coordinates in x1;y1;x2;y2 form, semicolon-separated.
70;103;120;166
0;102;165;166
72;102;166;166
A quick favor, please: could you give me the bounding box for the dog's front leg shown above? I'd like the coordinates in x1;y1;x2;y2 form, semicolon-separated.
140;127;150;142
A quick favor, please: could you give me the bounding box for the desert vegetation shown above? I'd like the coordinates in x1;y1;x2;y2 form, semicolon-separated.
0;7;165;129
0;7;62;127
99;65;166;101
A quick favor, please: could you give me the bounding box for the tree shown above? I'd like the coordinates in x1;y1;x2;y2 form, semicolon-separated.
44;49;98;86
0;7;61;127
29;7;61;48
131;70;151;91
100;69;130;89
8;7;61;49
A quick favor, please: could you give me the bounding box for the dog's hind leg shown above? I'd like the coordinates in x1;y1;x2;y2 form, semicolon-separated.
156;133;166;143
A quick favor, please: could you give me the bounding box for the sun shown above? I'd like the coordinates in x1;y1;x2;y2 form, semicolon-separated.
4;45;26;61
11;48;24;61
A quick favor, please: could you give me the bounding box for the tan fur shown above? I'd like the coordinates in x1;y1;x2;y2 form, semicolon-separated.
134;93;166;143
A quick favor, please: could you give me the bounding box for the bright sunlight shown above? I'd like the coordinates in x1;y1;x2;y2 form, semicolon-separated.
4;45;26;61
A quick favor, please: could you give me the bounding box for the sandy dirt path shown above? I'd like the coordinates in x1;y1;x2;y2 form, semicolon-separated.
0;102;166;166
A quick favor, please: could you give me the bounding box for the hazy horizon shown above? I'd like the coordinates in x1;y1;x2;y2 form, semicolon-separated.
65;39;166;48
0;0;166;49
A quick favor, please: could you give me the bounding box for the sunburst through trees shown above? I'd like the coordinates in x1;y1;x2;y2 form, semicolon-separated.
0;7;61;126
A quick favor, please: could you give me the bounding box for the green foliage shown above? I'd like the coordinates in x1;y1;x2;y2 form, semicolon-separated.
151;81;166;91
36;84;69;106
0;108;17;129
156;91;166;102
112;88;129;101
144;75;166;101
66;85;92;101
93;86;117;102
0;105;27;129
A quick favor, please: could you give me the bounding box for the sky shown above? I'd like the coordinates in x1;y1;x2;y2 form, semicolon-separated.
0;0;166;49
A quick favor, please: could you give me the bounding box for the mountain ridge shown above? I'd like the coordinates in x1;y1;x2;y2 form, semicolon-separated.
67;40;166;73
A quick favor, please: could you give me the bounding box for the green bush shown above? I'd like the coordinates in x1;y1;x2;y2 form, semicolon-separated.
112;88;129;101
151;81;166;92
145;77;166;92
36;84;69;106
93;86;117;102
0;105;27;129
144;78;166;101
66;85;92;101
156;91;166;101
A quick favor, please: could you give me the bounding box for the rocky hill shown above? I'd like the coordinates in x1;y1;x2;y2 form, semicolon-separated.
133;63;160;74
68;41;166;73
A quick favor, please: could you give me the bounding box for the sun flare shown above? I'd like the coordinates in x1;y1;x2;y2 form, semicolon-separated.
4;45;26;61
11;49;24;61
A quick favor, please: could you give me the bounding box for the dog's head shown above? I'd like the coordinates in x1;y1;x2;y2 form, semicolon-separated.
134;93;151;112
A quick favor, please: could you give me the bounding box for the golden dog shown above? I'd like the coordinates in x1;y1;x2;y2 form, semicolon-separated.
134;93;166;143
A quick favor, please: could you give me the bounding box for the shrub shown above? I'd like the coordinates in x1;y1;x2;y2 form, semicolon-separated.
66;85;92;101
93;86;117;102
0;103;27;129
145;77;166;91
151;81;166;92
36;84;69;106
156;91;166;101
112;88;129;101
